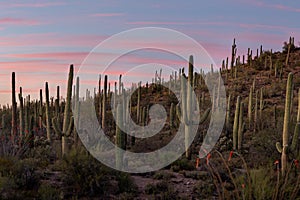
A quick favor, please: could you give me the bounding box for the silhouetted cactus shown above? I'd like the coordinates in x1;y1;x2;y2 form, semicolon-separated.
102;75;107;129
45;82;51;141
52;65;74;156
11;72;17;141
62;65;74;155
18;87;24;137
231;39;237;70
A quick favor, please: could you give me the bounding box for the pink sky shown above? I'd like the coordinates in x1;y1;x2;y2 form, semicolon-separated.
0;0;299;105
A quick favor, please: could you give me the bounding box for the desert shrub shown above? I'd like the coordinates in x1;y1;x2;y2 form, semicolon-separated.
117;173;137;194
25;143;52;168
193;181;215;199
171;157;194;172
10;158;40;190
153;171;174;180
245;168;273;200
38;183;62;200
145;181;171;194
62;149;137;197
0;157;14;176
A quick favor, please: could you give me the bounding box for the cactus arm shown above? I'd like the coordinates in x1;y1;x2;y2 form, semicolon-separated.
52;117;61;138
276;142;282;153
65;116;74;137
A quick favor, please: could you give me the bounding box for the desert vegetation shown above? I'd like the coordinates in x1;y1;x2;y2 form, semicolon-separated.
0;37;300;199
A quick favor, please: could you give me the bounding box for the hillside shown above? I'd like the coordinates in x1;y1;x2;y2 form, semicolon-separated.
0;38;300;199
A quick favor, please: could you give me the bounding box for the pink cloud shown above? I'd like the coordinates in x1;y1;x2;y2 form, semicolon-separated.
0;33;108;47
126;21;230;26
235;0;300;13
90;13;124;17
10;2;66;8
3;52;89;60
271;4;300;12
0;17;40;26
238;23;298;31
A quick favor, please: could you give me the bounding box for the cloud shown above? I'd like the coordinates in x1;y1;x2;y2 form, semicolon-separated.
126;21;230;26
0;33;108;47
235;0;300;13
7;2;66;8
0;17;40;26
90;13;124;17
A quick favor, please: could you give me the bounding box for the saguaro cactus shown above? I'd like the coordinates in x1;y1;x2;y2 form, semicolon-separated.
11;72;17;141
62;65;74;155
52;65;74;156
259;87;265;129
179;55;210;159
238;102;244;150
248;86;253;129
137;81;141;124
233;96;241;150
254;90;258;132
102;75;108;129
276;73;294;175
225;94;231;136
18;87;24;137
45;82;51;141
170;103;175;129
231;39;237;70
116;104;125;169
297;88;300;123
39;89;43;129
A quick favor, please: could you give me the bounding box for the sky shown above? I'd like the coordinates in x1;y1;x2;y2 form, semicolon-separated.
0;0;299;105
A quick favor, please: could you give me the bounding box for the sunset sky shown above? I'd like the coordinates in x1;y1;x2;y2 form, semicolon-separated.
0;0;299;105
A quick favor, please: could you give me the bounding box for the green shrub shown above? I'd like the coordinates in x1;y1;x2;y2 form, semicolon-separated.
62;149;137;197
171;157;194;172
10;158;40;190
153;171;174;180
38;183;62;200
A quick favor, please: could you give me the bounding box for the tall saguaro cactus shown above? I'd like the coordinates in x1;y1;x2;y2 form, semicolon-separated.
62;65;74;155
276;73;293;175
248;86;253;129
180;55;210;159
52;65;74;156
102;75;108;129
238;102;244;150
11;72;17;141
18;87;24;137
231;39;237;70
116;103;125;169
225;94;231;136
45;82;51;141
233;96;241;150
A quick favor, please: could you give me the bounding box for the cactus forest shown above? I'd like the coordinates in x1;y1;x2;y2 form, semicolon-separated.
0;36;299;199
